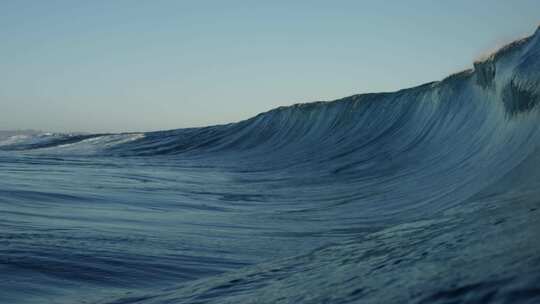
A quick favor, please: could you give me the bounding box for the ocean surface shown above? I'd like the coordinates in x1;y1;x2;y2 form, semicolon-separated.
1;28;540;304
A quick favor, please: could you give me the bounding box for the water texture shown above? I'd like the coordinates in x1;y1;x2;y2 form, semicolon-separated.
1;28;540;304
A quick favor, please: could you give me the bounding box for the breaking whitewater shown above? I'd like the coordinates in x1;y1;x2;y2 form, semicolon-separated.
1;27;540;304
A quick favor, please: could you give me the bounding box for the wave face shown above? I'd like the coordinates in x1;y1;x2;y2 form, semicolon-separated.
1;28;540;304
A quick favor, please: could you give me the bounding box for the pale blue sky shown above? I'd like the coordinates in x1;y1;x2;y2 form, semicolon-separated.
1;1;539;133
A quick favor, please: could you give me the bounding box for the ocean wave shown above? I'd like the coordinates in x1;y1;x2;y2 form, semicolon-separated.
0;27;539;304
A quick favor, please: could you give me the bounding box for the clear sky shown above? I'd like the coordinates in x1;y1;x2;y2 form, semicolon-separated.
1;1;539;133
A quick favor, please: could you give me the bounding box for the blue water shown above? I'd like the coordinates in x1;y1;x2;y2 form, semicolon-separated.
1;29;540;303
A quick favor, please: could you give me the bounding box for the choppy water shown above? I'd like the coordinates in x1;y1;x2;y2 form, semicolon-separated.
1;28;540;304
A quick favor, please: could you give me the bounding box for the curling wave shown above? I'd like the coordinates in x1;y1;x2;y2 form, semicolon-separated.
0;27;539;304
